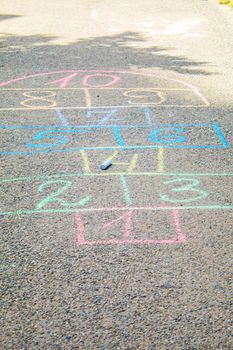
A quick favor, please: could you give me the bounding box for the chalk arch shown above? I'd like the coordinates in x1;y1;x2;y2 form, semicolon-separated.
0;69;209;106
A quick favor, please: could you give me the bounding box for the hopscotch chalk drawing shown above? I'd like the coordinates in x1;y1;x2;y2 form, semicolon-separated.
0;70;232;245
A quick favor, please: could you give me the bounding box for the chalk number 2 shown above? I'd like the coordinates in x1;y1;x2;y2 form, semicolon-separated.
36;180;90;209
160;178;209;203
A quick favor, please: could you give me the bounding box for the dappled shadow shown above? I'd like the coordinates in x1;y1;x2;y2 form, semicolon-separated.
0;34;57;52
0;31;213;75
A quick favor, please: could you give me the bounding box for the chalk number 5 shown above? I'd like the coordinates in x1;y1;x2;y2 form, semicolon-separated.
160;178;209;203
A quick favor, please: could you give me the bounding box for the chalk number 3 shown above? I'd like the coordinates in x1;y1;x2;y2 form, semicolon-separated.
160;178;209;203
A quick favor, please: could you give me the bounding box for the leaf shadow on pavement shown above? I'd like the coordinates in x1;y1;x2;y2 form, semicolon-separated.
0;31;214;76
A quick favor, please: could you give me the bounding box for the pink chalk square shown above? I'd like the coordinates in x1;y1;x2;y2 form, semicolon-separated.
76;208;185;246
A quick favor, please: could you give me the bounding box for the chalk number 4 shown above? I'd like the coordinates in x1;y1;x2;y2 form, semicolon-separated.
160;178;209;203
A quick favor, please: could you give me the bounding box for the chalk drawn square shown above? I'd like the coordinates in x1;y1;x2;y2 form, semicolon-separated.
67;107;152;127
81;89;208;108
125;175;233;208
118;123;229;150
76;209;185;246
0;126;122;155
0;176;126;215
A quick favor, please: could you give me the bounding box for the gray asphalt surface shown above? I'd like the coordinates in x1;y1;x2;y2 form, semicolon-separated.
1;1;233;349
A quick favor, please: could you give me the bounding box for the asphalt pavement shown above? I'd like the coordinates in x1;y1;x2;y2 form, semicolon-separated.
1;1;233;349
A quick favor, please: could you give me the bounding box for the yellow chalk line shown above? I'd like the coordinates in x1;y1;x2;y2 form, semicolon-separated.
80;150;91;173
157;147;164;173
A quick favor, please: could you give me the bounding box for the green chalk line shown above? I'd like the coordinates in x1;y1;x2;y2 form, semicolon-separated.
0;205;233;216
1;172;233;183
120;175;132;205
